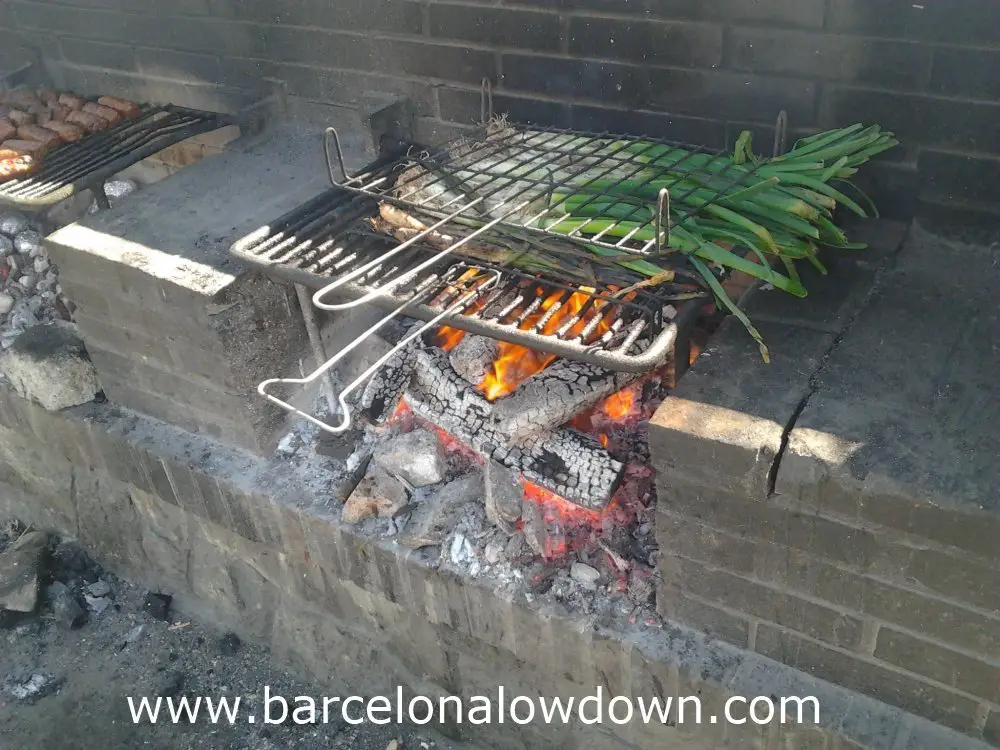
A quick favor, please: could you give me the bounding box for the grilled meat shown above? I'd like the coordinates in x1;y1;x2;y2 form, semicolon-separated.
82;102;122;126
0;139;49;157
41;120;85;143
0;119;16;143
66;110;110;133
6;109;35;127
58;93;87;111
97;96;140;119
16;124;62;147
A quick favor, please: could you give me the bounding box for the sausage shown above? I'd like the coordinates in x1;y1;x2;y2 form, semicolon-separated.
27;104;53;125
97;96;141;119
6;109;35;127
16;125;62;148
41;120;85;143
0;149;38;181
0;119;16;143
66;110;109;133
0;139;49;157
5;90;44;110
47;102;71;122
82;102;122;125
58;93;87;111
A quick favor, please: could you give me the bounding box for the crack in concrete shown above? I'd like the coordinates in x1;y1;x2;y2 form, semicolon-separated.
766;228;912;497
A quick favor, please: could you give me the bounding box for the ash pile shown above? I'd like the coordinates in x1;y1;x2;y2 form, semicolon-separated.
0;210;70;349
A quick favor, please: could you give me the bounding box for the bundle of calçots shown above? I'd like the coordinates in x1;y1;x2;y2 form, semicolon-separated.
546;124;898;360
382;122;897;361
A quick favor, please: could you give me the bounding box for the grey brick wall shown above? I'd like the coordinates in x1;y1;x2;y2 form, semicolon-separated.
3;0;998;224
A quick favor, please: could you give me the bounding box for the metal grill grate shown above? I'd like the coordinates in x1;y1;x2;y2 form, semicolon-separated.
231;187;704;372
0;105;232;209
324;123;763;258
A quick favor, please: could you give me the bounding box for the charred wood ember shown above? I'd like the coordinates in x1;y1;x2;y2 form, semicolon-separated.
449;334;498;385
364;341;624;509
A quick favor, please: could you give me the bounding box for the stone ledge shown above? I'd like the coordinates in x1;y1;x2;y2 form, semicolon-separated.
775;224;1000;564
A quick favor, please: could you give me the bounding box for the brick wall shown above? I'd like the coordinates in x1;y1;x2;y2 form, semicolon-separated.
3;0;999;224
648;223;1000;746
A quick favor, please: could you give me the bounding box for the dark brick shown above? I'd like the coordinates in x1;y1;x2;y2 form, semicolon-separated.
657;587;751;648
161;458;211;520
569;17;722;68
930;48;1000;100
660;554;865;649
135;47;222;81
59;37;137;71
430;3;561;53
209;0;423;35
142;455;179;507
907;547;1000;613
374;39;495;86
263;26;373;69
501;54;647;107
827;0;1000;46
986;711;1000;747
822;86;1000;154
438;86;572;128
570;103;727;147
73;313;173;368
728;29;930;90
756;626;982;733
920;150;1000;205
166;17;269;58
12;4;163;46
874;628;1000;702
556;0;825;28
216;483;263;545
647;68;816;124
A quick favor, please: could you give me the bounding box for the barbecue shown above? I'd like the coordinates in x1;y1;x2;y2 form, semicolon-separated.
0;86;233;209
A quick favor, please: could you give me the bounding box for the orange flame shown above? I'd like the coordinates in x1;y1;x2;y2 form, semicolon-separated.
434;325;467;352
603;386;638;421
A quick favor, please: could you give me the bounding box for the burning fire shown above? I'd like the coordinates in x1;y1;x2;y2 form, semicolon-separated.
437;286;620;401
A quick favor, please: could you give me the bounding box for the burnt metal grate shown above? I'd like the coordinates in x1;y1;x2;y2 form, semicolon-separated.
231;186;704;372
0;104;232;209
324;122;764;258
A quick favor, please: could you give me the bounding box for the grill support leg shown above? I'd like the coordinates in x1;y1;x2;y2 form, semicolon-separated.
294;284;338;417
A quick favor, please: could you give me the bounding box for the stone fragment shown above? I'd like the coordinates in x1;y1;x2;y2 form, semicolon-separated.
403;473;480;549
570;562;601;590
0;322;101;410
484;460;522;533
341;491;378;525
0;211;29;237
86;580;111;598
84;594;110;615
143;592;172;621
0;293;13;316
374;430;446;488
371;465;410;517
484;538;504;565
7;674;49;701
47;582;85;629
0;531;49;613
125;624;145;644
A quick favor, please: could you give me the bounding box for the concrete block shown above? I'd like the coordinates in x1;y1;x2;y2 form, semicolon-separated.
649;319;834;497
0;323;100;411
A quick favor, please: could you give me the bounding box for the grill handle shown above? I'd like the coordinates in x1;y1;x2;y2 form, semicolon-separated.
258;270;500;435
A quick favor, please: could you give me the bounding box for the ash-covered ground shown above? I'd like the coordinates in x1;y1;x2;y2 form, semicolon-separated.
0;522;467;750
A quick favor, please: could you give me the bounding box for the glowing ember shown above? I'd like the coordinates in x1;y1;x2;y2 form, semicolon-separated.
602;385;638;421
434;325;466;352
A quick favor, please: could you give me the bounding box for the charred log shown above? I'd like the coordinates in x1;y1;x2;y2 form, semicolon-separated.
449;335;498;385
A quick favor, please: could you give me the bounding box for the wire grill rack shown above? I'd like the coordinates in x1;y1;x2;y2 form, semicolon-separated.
323;122;764;258
231;187;704;372
0;104;232;209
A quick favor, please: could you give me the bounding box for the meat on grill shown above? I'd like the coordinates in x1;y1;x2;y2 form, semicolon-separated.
6;109;35;127
98;96;140;119
82;102;122;126
0;119;16;143
0;139;49;157
15;125;62;148
66;110;110;133
41;120;85;143
0;149;38;180
57;93;87;111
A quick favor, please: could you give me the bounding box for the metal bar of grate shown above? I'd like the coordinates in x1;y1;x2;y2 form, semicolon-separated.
324;123;763;258
0;104;233;209
230;186;705;372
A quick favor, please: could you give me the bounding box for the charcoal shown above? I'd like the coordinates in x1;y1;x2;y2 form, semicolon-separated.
449;335;498;385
